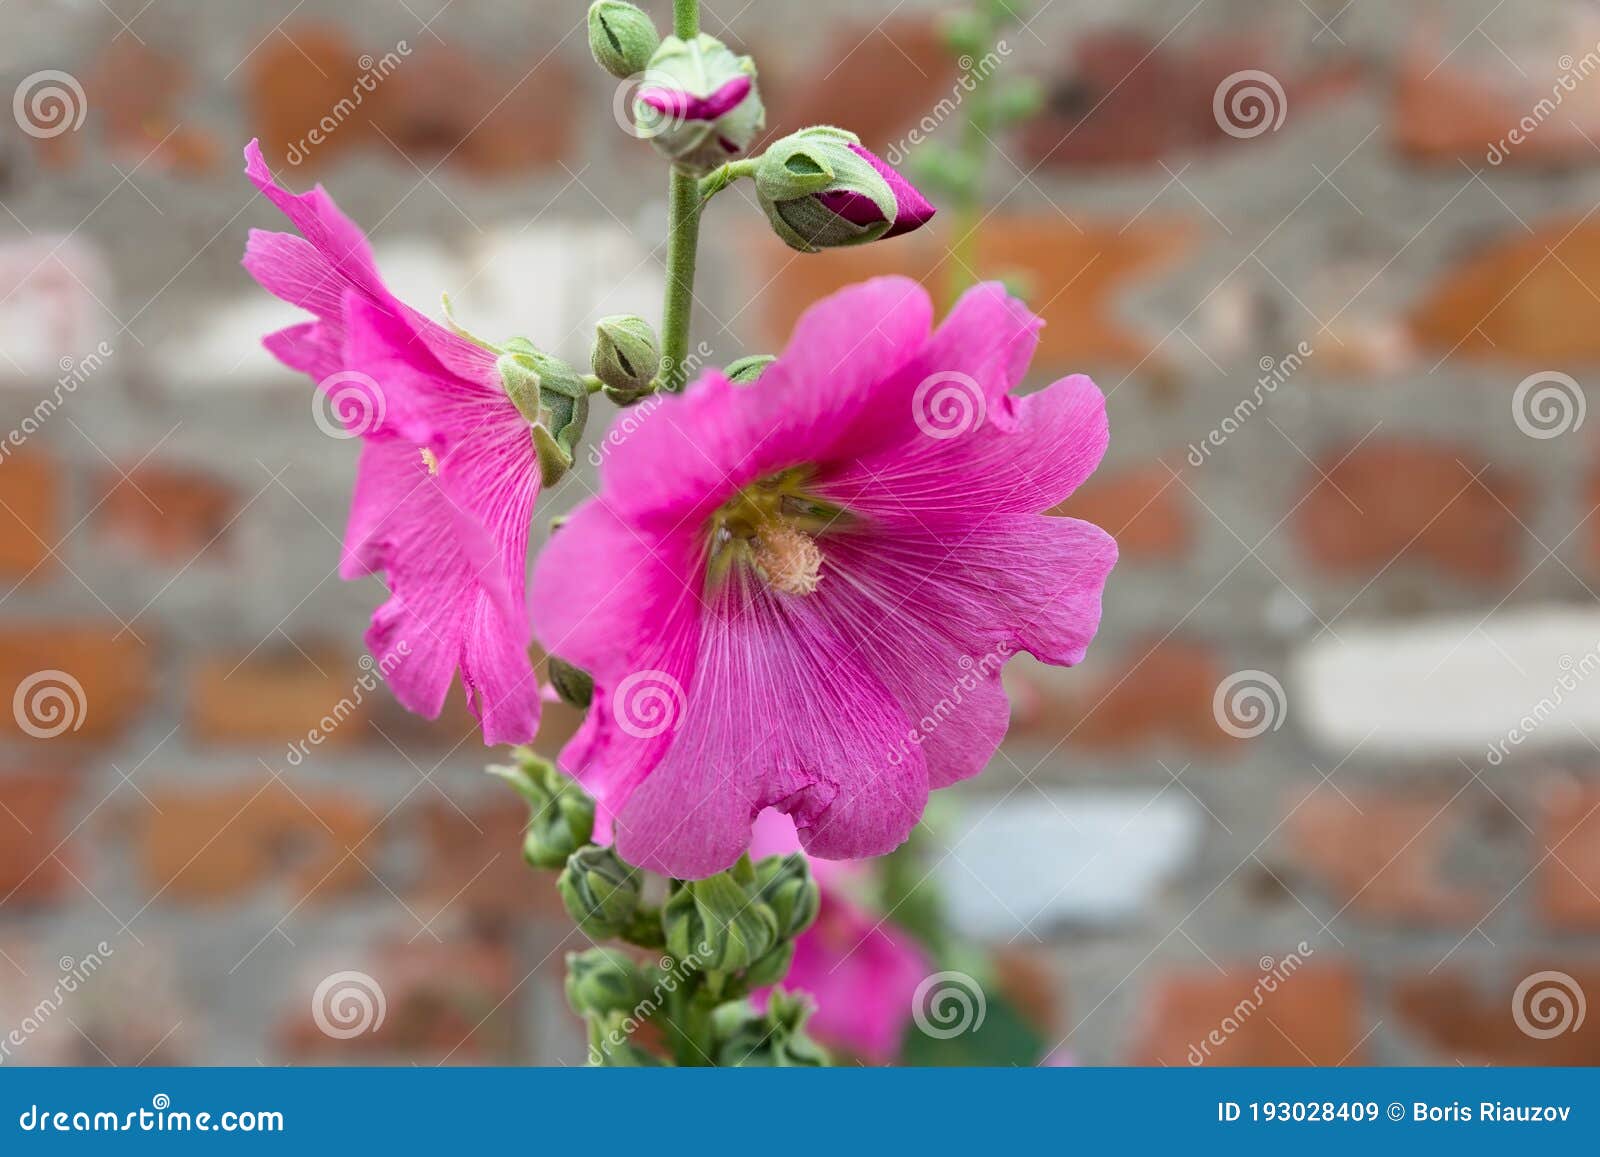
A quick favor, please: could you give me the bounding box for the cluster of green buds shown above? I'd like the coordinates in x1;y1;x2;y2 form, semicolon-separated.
586;1;936;254
492;338;591;486
494;753;826;1066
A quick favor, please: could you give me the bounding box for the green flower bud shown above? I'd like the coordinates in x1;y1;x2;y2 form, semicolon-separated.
725;354;776;385
558;845;642;939
741;938;796;990
755;127;935;253
715;990;829;1067
633;35;764;174
547;655;594;710
591;314;660;396
587;1;660;79
662;872;779;974
754;853;820;940
487;749;595;870
564;947;644;1017
496;339;590;485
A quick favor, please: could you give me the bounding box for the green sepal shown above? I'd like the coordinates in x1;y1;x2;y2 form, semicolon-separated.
564;947;644;1017
662;872;779;974
547;655;594;709
725;354;776;384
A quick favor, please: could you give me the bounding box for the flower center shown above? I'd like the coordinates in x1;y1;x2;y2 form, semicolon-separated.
707;469;844;596
419;447;440;475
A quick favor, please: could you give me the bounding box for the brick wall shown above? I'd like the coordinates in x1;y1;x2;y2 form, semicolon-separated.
3;0;1600;1065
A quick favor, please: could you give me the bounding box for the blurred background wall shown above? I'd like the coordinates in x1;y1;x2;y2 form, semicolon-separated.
3;0;1600;1065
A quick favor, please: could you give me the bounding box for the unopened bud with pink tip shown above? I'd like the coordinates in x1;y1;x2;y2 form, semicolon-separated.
755;127;936;252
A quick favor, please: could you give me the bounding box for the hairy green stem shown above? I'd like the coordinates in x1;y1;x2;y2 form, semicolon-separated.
659;165;702;393
657;0;704;393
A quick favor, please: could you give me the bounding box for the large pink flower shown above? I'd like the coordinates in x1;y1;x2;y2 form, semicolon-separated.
532;277;1114;877
241;140;541;744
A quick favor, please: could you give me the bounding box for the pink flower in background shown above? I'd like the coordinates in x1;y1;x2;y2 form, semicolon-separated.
531;276;1116;878
749;810;928;1064
241;140;541;745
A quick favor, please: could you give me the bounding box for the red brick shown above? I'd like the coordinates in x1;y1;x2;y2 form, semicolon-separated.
85;40;216;173
1409;218;1600;362
753;216;1194;373
1284;791;1486;925
1129;963;1363;1065
1537;782;1600;931
0;453;58;580
1021;33;1361;169
1395;966;1600;1064
772;18;955;148
0;626;151;744
189;644;372;748
992;946;1063;1034
0;771;80;904
1050;463;1188;561
280;939;520;1061
138;779;374;903
1394;53;1598;168
373;45;573;177
248;25;373;171
1294;440;1524;583
1014;638;1230;750
94;463;239;561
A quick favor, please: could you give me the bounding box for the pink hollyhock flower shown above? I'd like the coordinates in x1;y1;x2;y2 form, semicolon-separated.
240;140;543;745
531;276;1116;878
748;810;928;1065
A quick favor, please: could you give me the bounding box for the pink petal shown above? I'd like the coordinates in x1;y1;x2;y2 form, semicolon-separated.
638;75;751;121
847;143;936;237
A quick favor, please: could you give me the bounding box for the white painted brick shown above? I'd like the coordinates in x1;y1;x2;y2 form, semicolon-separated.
1291;604;1600;760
